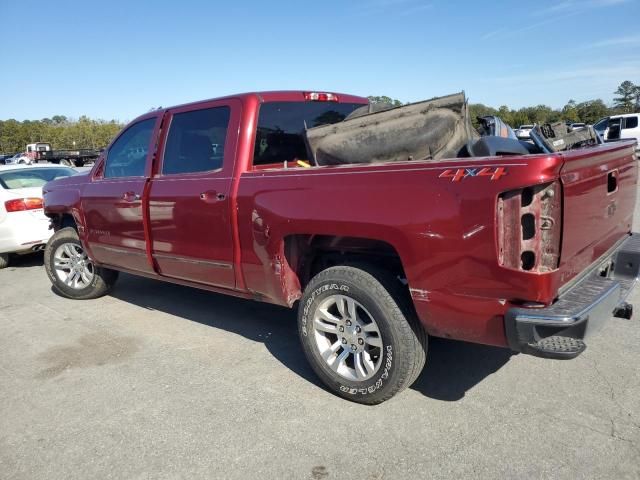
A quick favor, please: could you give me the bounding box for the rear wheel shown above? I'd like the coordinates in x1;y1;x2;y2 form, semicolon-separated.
0;253;9;269
298;265;427;404
44;227;118;299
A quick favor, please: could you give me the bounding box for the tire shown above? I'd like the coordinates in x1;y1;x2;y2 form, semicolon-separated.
44;227;118;299
298;265;427;404
0;253;9;269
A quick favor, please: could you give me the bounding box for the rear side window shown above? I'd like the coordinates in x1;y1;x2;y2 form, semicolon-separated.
624;116;638;129
162;106;230;175
253;101;364;167
105;118;156;178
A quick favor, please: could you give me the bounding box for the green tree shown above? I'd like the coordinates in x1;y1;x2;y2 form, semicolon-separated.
367;95;403;107
562;99;579;123
575;99;609;124
613;80;637;113
0;116;124;153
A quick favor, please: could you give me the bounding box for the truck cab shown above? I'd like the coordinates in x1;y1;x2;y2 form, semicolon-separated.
26;142;51;162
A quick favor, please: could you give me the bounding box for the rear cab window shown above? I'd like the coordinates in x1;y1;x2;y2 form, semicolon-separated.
252;101;365;169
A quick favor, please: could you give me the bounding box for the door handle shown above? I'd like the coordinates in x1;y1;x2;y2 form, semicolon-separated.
122;191;140;202
200;190;225;203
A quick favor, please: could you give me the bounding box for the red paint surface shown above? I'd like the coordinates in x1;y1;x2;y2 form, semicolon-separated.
42;91;639;348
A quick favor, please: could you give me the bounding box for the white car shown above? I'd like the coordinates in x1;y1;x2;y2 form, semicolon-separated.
596;114;640;149
4;153;32;165
515;124;534;139
0;164;77;268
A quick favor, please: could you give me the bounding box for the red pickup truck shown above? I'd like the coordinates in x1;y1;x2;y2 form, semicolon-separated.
42;91;639;404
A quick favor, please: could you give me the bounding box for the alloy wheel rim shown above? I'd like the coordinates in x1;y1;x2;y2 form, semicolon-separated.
53;242;94;289
312;294;384;381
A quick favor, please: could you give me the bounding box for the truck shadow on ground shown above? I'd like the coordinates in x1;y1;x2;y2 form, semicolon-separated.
5;252;44;269
110;274;513;402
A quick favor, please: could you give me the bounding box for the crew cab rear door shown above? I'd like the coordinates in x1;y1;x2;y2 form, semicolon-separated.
147;99;241;289
81;115;159;273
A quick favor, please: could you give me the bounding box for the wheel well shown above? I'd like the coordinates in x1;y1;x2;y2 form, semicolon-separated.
49;213;77;232
283;235;408;290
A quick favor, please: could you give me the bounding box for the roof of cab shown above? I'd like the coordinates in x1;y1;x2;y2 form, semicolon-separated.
129;91;369;123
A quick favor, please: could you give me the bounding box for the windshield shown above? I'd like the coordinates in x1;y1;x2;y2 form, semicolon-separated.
0;167;75;189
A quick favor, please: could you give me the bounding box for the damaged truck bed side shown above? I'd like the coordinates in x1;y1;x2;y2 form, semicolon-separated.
42;91;640;404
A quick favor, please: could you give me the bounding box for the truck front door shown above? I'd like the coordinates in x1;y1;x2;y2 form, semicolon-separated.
82;115;159;273
147;99;240;289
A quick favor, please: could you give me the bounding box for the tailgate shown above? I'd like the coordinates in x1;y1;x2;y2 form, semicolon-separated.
558;141;638;286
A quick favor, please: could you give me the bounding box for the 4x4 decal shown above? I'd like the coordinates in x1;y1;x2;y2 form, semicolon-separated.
439;166;507;182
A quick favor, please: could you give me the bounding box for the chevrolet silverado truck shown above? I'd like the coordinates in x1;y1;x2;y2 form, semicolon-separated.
42;91;640;404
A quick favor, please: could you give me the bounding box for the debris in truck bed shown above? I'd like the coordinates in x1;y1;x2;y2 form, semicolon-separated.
531;122;600;152
305;92;478;165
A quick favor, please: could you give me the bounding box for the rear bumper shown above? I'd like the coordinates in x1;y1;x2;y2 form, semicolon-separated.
505;233;640;359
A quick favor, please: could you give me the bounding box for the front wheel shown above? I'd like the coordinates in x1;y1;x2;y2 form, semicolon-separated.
298;266;427;404
44;227;118;299
0;253;9;269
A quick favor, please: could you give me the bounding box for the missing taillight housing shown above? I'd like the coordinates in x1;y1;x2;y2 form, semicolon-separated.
4;198;44;212
497;182;561;272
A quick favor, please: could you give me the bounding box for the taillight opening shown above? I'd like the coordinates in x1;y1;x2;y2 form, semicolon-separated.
497;181;562;272
4;198;44;212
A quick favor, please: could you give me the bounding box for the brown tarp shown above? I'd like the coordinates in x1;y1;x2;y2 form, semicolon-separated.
305;92;479;165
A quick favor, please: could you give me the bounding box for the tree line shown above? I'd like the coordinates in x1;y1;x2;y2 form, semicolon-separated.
2;80;638;154
371;80;640;128
0;116;123;154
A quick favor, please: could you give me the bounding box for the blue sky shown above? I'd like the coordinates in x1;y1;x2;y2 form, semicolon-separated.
1;0;639;121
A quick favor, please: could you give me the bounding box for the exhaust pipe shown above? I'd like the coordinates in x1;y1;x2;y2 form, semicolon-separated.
613;302;633;320
31;244;45;252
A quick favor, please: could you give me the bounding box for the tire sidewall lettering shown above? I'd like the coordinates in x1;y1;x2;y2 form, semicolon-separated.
301;282;349;337
300;279;395;397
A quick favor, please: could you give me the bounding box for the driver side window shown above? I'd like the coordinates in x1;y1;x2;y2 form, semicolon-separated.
105;118;156;178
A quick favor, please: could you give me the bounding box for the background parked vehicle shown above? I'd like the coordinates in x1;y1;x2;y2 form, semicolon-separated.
514;124;534;139
594;117;609;137
4;153;31;165
591;114;640;149
26;142;101;167
0;154;18;165
0;164;76;268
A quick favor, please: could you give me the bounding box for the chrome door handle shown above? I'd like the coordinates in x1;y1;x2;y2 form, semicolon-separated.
122;191;140;202
200;191;225;202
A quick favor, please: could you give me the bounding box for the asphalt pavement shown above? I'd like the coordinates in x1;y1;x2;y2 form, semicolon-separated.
1;203;639;479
